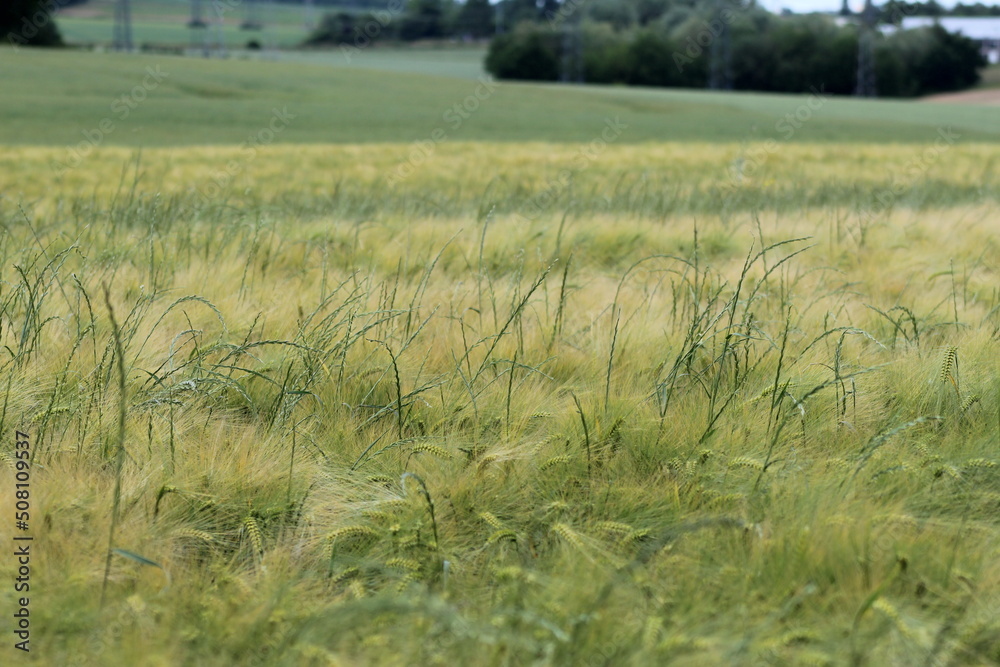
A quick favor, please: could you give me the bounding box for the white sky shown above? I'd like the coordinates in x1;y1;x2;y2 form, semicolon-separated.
756;0;995;13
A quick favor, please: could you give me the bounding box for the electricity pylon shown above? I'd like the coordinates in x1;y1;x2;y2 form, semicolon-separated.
856;0;878;97
113;0;133;52
708;0;733;90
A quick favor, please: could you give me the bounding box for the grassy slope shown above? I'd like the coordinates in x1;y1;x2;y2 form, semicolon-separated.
272;46;490;81
1;50;999;147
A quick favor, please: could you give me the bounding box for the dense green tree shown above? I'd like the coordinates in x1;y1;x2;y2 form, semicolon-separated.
581;20;631;82
634;0;677;25
500;0;548;28
539;0;562;22
951;2;1000;16
455;0;494;38
484;22;560;80
588;0;638;30
305;12;360;45
485;9;986;98
2;0;63;47
658;5;697;31
304;10;399;46
399;0;450;40
625;30;691;86
903;23;986;93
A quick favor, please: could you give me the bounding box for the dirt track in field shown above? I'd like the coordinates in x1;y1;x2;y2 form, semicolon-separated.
923;88;1000;105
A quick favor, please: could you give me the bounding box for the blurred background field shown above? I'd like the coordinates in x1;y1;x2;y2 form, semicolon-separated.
2;51;1000;147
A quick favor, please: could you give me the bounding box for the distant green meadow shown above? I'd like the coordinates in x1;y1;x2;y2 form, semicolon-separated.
56;17;312;49
1;49;999;150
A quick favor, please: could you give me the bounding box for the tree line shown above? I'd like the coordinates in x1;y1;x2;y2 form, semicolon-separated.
303;0;987;97
484;4;987;97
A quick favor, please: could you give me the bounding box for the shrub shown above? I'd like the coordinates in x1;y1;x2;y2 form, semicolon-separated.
2;0;63;47
485;23;561;81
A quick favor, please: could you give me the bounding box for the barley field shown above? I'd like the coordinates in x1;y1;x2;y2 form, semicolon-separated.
2;51;1000;667
2;140;999;666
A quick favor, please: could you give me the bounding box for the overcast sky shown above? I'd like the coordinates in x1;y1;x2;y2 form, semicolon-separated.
757;0;850;10
755;0;991;13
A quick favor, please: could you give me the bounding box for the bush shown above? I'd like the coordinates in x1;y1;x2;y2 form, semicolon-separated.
455;0;494;39
304;10;404;48
485;23;560;81
906;24;985;93
2;0;63;47
627;29;705;87
581;21;631;84
398;0;447;41
729;14;856;94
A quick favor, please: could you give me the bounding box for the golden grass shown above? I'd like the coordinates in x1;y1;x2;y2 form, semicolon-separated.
0;143;998;665
1;141;997;204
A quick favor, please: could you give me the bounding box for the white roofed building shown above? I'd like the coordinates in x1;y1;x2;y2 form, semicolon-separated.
887;17;1000;63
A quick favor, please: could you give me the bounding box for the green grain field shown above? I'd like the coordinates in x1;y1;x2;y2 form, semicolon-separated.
1;45;999;666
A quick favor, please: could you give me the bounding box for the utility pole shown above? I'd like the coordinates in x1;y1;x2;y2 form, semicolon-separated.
242;0;263;31
856;0;878;97
189;0;210;57
708;0;732;90
211;0;227;58
113;0;133;52
559;7;583;83
190;0;225;57
189;0;205;27
304;0;316;31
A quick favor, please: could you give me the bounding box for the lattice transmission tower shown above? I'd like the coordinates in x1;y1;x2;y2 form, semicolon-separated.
113;0;133;52
242;0;263;31
856;0;878;97
708;0;733;90
190;0;226;57
559;10;584;83
304;0;316;30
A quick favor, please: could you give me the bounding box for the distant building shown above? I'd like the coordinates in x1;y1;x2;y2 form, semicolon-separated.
885;17;1000;63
